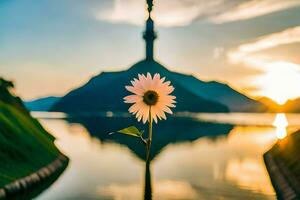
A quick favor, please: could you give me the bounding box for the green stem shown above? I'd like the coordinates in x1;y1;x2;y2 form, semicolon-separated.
146;106;152;162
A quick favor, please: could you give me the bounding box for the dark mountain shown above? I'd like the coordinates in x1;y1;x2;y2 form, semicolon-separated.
171;73;266;112
51;60;229;113
25;96;61;111
51;60;266;113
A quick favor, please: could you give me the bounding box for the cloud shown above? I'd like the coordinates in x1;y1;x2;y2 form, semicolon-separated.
95;0;300;27
237;26;300;53
228;26;300;64
94;0;145;26
211;0;300;24
213;46;225;59
98;180;199;199
227;26;300;103
228;51;300;104
95;0;226;27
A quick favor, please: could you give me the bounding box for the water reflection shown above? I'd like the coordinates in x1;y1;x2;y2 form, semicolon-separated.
144;160;152;200
34;114;285;200
67;116;233;161
273;113;288;139
66;116;233;199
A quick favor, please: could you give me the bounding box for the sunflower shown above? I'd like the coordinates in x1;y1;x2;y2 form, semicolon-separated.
124;73;176;123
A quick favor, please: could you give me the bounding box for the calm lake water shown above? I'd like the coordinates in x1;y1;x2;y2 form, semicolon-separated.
32;112;300;200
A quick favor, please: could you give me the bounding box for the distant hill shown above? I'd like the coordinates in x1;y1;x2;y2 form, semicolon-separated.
281;98;300;113
171;73;266;112
25;96;61;111
51;60;266;113
259;97;300;113
259;97;280;112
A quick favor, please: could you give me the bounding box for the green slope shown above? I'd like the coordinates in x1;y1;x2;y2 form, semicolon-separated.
0;78;60;187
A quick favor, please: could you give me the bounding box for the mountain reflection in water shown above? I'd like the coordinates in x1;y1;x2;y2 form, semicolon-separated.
34;113;283;200
68;116;233;200
68;116;233;161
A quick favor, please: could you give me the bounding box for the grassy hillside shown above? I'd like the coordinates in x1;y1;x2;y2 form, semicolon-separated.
0;78;60;188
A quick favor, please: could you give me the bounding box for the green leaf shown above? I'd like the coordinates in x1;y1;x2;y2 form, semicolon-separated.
116;126;144;137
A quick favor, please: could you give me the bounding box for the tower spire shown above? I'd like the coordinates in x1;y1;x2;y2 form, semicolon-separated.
143;0;157;61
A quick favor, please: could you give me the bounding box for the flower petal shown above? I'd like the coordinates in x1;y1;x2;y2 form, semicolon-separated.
124;95;142;103
151;106;158;123
125;86;143;95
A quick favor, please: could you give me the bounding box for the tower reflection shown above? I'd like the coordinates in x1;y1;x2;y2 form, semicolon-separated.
144;160;152;200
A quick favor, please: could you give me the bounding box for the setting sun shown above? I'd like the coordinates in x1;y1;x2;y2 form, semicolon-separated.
252;61;300;105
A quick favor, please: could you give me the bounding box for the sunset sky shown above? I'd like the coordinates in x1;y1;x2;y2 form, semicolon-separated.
1;0;300;104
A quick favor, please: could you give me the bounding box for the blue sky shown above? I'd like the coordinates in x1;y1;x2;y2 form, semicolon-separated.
1;0;300;104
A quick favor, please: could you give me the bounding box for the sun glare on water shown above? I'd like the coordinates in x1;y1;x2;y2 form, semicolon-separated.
273;113;288;139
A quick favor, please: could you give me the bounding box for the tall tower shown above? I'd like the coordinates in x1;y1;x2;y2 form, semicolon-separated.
143;0;157;61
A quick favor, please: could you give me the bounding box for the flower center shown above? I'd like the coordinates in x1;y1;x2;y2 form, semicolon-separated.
143;90;159;106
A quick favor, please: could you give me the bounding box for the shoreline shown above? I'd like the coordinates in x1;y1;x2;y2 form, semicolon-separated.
0;154;68;199
264;136;300;200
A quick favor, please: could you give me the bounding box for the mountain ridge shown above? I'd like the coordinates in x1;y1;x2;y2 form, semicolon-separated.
25;96;61;111
280;98;300;113
50;60;266;113
258;97;300;113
